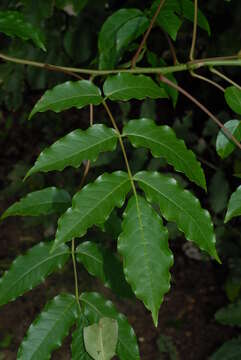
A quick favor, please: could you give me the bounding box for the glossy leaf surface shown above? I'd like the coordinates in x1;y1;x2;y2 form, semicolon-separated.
84;317;118;360
80;292;140;360
215;301;241;327
225;185;241;222
216;120;241;158
0;11;46;50
98;8;148;69
29;80;103;119
103;73;167;101
118;195;173;326
123;119;206;189
1;187;71;219
26;125;118;178
76;241;133;298
53;172;131;249
225;86;241;115
17;294;77;359
72;316;92;360
134;171;219;262
0;242;70;307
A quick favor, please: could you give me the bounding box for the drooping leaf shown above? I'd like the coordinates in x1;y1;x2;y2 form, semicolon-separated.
118;195;173;326
29;80;103;119
210;337;241;360
0;11;46;50
53;172;131;249
215;301;241;327
216;120;241;158
84;317;118;360
123;119;206;189
179;0;211;35
72;315;92;360
134;171;220;262
25;125;118;178
98;9;148;69
17;294;77;360
225;185;241;222
1;187;71;219
103;73;167;101
0;242;70;307
225;86;241;115
76;241;133;298
80;292;140;360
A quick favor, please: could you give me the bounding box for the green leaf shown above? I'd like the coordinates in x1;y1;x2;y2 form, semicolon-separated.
118;195;173;326
215;301;241;327
76;241;133;298
225;185;241;223
216;120;241;158
80;292;140;360
209;171;229;214
0;11;46;50
0;242;70;307
1;187;71;219
134;171;220;262
179;0;211;35
123;118;206;189
25;125;118;178
17;294;77;360
225;86;241;115
210;336;241;360
103;73;167;101
98;9;148;69
72;316;92;360
29;80;103;119
53;172;131;249
84;317;118;360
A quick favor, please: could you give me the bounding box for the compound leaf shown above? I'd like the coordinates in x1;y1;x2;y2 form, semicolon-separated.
17;294;77;360
76;241;133;298
225;185;241;223
29;80;103;119
0;242;70;307
216;120;241;159
53;172;131;249
210;337;241;360
98;8;148;69
25;125;118;178
225;86;241;115
103;73;167;101
80;292;140;360
84;317;118;360
72;315;92;360
0;10;46;50
123;119;206;190
118;195;173;326
134;171;220;262
1;187;71;219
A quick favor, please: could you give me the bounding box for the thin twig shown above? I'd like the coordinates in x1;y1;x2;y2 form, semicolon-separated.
131;0;166;69
189;0;198;61
164;31;178;65
44;63;83;80
72;239;81;313
190;70;225;92
209;67;241;91
159;74;241;150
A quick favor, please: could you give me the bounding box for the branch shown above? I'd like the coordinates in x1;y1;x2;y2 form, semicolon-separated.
131;0;166;69
189;0;198;61
159;74;241;151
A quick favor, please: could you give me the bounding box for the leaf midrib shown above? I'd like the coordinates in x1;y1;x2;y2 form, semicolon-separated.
0;250;69;303
137;176;208;245
107;84;163;98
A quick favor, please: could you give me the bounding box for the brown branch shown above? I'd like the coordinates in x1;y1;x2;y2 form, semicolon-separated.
164;31;178;65
131;0;166;69
159;74;241;150
44;64;83;80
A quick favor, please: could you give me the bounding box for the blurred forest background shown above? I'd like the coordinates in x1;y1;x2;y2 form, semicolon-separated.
0;0;241;359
